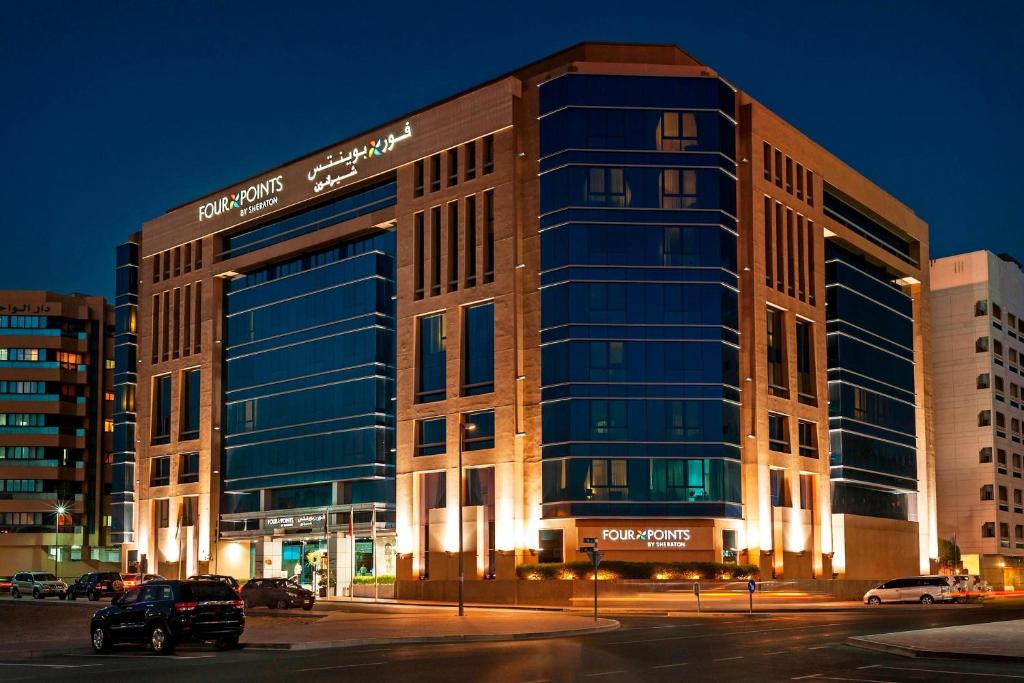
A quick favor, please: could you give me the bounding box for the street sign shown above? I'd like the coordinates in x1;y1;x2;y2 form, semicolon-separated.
747;579;756;593
692;582;700;595
582;537;597;545
584;549;604;567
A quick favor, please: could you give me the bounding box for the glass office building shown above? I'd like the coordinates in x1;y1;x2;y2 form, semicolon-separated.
123;43;936;591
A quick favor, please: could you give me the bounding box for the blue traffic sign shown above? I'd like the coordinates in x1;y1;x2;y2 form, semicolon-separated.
747;579;756;593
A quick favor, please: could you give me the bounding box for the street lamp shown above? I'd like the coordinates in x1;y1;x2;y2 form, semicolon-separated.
457;420;477;617
52;503;67;579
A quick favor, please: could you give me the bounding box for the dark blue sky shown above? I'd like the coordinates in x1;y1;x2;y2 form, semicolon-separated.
2;1;1021;299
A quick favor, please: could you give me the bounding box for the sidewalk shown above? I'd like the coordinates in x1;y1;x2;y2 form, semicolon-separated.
848;619;1024;662
242;606;619;650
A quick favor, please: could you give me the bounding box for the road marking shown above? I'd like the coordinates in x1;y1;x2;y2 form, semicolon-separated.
868;665;1024;679
296;662;386;672
0;663;102;669
652;662;688;669
584;671;626;678
608;623;843;645
792;676;821;680
714;656;744;661
809;678;898;682
766;651;787;655
807;645;830;650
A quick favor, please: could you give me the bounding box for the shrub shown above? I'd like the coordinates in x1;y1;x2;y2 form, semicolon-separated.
352;575;396;585
516;561;759;581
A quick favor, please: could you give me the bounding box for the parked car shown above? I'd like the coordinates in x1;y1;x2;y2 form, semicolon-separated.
11;571;67;599
864;575;954;605
0;576;12;592
67;572;124;601
89;579;244;655
187;574;240;593
119;573;163;590
239;578;315;610
952;574;993;602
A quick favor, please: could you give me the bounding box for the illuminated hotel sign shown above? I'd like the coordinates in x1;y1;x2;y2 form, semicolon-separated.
580;527;695;550
306;121;413;193
264;513;326;531
198;174;285;222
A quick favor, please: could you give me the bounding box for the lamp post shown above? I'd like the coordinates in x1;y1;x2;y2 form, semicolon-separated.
53;504;67;579
458;420;477;617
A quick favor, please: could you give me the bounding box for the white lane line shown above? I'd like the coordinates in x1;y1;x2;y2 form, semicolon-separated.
792;676;821;681
609;623;843;645
652;662;688;669
766;651;788;655
811;678;899;682
870;665;1024;679
296;662;386;672
0;663;102;669
584;672;627;678
807;645;830;650
518;679;551;683
714;656;744;661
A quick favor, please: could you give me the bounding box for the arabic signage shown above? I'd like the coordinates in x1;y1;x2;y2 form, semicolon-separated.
264;513;326;531
0;303;53;315
578;526;713;551
306;121;413;193
198;174;285;222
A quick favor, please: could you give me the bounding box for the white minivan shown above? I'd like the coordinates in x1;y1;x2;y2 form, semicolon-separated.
863;575;954;605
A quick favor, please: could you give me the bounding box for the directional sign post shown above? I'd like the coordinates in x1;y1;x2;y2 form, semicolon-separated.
747;579;756;614
693;581;701;613
580;539;602;621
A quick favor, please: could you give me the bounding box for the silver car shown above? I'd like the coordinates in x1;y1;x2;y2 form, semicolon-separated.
863;575;953;605
11;571;67;599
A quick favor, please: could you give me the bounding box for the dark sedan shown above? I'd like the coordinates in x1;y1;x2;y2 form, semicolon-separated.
90;580;244;655
239;578;314;610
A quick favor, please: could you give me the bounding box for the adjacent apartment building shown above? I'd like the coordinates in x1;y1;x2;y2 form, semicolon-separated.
0;291;118;578
115;43;937;594
931;251;1024;588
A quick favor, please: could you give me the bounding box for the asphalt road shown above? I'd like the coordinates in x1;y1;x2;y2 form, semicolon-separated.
1;598;1023;682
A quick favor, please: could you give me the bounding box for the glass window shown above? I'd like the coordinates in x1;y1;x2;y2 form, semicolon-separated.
430;154;441;192
976;300;989;317
799;473;814;511
150;456;170;486
463;410;495;451
981;522;995;538
798;420;817;458
447;148;458;186
538;529;563;563
978;373;990;389
976;336;989;353
181;496;197;526
585;459;627;500
421;471;446;509
482;135;494;174
179;452;199;484
463;302;494;396
980;484;994;500
979;410;991;427
795;320;815;401
770;469;791;507
181;368;200;440
417;314;446;403
415;417;446;456
464;466;494;507
767;308;787;397
152;375;171;443
979;447;992;463
414;159;424;197
156;499;169;528
768;413;789;452
465;141;476;180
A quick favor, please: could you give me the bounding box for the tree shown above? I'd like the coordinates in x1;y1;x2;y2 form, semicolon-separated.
937;538;961;570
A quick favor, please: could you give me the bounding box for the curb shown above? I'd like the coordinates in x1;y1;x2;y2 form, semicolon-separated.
846;636;1024;663
243;620;620;651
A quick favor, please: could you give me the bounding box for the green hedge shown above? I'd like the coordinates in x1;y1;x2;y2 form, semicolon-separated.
516;561;758;581
352;575;396;585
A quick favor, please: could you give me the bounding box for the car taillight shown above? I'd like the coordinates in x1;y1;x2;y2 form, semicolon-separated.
173;601;198;612
233;599;244;608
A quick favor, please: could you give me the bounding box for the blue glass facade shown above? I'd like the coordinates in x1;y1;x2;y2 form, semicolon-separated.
112;238;138;544
222;231;396;514
826;241;917;521
538;74;742;519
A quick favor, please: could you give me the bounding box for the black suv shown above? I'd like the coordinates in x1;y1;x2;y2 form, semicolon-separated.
90;580;244;655
68;572;123;601
239;578;315;610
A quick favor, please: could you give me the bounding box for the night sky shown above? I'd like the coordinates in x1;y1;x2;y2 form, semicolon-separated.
2;1;1021;299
